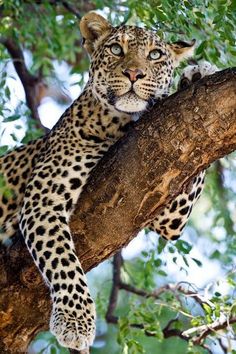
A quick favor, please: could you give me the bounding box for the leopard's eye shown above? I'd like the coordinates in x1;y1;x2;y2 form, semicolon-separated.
110;44;123;56
148;49;163;60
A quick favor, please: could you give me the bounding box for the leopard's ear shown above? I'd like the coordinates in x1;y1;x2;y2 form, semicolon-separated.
168;40;196;66
80;12;112;55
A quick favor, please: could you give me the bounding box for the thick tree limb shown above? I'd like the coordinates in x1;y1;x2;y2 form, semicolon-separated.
0;69;235;353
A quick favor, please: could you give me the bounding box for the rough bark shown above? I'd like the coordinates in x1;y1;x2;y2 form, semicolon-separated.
0;68;235;353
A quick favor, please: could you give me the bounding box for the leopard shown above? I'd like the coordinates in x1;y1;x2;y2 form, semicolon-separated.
0;12;217;351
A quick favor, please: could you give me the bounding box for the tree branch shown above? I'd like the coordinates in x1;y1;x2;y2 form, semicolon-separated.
105;258;235;353
183;316;236;343
105;252;122;323
0;68;235;352
0;37;49;133
61;1;82;19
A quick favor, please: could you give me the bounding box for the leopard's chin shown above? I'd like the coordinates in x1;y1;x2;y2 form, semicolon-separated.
114;92;148;113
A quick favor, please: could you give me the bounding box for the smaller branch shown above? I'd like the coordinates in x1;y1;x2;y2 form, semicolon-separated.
29;0;82;19
106;308;185;339
184;317;236;345
106;262;196;339
214;160;235;235
119;282;152;297
105;251;122;323
198;344;213;354
119;282;177;298
61;1;82;19
162;319;188;341
0;37;49;133
120;281;209;309
218;338;228;354
106;265;235;353
163;317;179;332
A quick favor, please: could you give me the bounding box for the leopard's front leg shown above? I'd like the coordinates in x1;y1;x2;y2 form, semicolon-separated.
148;171;205;240
148;61;218;240
19;142;107;350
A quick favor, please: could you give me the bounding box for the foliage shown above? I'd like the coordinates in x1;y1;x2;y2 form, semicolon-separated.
0;0;236;353
27;331;69;354
94;0;236;67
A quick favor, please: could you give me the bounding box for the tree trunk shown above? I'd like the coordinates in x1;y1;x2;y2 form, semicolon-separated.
0;68;235;353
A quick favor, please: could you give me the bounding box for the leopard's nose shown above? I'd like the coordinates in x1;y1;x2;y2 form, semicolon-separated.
122;68;146;82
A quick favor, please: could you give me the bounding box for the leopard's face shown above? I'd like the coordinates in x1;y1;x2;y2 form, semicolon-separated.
89;27;175;113
80;13;195;114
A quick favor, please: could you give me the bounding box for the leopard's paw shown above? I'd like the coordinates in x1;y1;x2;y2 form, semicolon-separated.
178;61;218;90
50;296;96;350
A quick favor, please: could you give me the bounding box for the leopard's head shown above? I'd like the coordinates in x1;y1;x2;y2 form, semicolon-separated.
80;13;195;114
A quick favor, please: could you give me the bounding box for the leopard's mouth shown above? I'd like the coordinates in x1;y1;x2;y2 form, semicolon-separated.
106;86;147;113
114;91;148;113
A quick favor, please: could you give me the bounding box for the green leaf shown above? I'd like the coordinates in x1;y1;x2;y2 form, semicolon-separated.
126;339;145;353
210;250;221;259
2;114;21;122
157;237;167;254
142;251;149;257
0;145;9;156
118;317;130;345
50;347;57;354
191;257;202;267
175;240;192;254
182;256;189;267
157;269;167;276
214;292;221;297
203;303;213;315
154;258;162;267
144;322;163;341
33;331;54;341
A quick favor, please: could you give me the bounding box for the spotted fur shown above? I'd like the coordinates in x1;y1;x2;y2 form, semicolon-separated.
149;171;205;240
0;13;216;350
